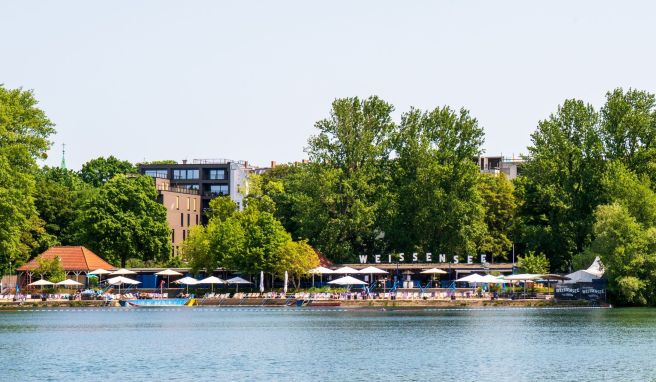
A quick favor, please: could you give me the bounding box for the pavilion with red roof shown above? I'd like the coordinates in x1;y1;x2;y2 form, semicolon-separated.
17;246;115;286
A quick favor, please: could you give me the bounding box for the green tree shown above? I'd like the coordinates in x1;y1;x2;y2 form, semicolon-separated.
517;251;550;274
298;96;396;262
33;166;87;243
603;162;656;227
79;156;136;187
33;256;66;283
71;174;170;267
274;240;320;288
587;203;656;305
515;99;606;272
0;86;55;274
477;173;516;260
232;206;291;274
385;106;485;257
600;88;656;177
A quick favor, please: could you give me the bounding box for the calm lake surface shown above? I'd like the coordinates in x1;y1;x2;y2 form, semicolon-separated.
1;307;655;381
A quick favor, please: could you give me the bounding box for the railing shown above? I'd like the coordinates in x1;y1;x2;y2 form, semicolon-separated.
203;191;229;197
157;185;199;195
192;158;247;165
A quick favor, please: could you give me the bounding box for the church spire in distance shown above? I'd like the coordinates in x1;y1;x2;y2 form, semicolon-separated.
60;143;67;169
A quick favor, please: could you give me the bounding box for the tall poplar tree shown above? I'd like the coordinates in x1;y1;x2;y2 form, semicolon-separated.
516;99;606;271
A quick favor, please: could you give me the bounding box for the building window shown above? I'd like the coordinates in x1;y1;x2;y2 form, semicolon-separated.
173;169;199;180
172;230;175;243
180;213;184;227
182;230;186;241
180;184;199;190
196;214;199;225
186;197;190;211
187;214;190;226
209;184;229;196
144;169;168;178
208;169;226;180
193;199;196;211
175;196;179;210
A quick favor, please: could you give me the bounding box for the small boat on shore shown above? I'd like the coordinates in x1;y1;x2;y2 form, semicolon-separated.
119;298;195;307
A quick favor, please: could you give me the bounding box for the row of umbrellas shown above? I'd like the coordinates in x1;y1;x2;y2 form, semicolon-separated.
310;266;448;275
455;273;570;284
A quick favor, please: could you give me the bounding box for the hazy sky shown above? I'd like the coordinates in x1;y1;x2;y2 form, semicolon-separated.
2;1;655;170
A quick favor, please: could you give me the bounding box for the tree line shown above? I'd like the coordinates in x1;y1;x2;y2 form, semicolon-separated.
2;85;656;304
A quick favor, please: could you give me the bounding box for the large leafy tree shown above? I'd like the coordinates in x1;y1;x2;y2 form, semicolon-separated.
71;174;170;267
600;88;656;177
274;240;319;288
516;99;606;272
477;173;516;260
587;203;656;305
385;106;485;257
33;166;87;243
0;86;56;274
79;156;136;187
301;96;395;263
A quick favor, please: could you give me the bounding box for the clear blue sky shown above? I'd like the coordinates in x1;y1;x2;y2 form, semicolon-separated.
2;1;655;170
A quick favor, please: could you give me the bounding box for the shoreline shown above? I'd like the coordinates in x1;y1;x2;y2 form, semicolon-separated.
0;298;607;310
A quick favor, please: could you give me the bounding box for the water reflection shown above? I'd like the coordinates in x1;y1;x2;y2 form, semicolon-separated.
0;308;654;381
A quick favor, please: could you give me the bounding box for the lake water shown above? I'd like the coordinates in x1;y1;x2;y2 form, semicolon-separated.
0;307;655;381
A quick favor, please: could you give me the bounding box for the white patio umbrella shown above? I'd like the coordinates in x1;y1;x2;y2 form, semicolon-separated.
198;276;226;293
332;266;359;274
328;275;367;286
56;279;83;288
155;269;183;288
174;276;199;294
421;268;447;287
503;273;541;281
227;276;251;292
455;274;487;283
110;268;136;276
420;268;447;275
106;276;140;295
309;266;334;287
29;279;53;291
502;274;541;296
89;268;112;287
283;271;288;294
358;266;387;287
259;271;265;293
309;266;334;274
480;274;507;284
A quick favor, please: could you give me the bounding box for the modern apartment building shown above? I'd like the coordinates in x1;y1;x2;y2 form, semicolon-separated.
140;159;250;224
152;177;201;256
477;155;524;180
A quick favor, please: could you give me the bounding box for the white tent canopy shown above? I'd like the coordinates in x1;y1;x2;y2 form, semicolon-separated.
586;256;604;276
56;279;83;286
110;268;136;276
332;266;359;274
563;257;604;284
328;276;367;286
421;268;447;275
155;269;182;276
358;266;388;274
29;279;54;286
309;266;334;275
563;270;599;284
